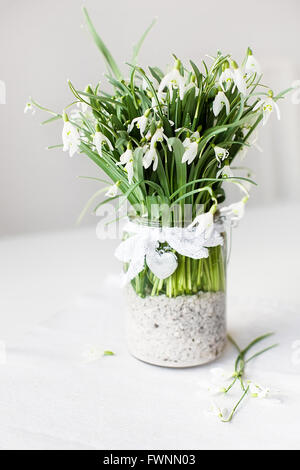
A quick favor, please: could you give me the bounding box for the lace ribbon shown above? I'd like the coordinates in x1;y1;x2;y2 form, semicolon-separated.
115;215;224;284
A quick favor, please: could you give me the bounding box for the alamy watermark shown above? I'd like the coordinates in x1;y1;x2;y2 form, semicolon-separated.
0;341;7;365
95;201;206;240
291;340;300;366
0;80;6;104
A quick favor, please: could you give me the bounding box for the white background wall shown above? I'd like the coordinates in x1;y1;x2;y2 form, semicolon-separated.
1;0;300;236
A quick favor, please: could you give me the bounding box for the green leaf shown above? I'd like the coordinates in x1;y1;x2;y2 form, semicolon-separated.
77;186;110;224
132;18;157;65
41;115;62;125
83;7;122;80
168;138;187;204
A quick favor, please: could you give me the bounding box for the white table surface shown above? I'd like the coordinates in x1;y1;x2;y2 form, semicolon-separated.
0;203;300;450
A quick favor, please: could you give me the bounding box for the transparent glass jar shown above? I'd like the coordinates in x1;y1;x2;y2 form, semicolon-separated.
123;216;227;367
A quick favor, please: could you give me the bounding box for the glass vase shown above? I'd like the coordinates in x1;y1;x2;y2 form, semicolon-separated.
123;217;227;367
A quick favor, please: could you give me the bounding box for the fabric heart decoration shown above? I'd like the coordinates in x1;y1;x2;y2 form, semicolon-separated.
146;250;178;280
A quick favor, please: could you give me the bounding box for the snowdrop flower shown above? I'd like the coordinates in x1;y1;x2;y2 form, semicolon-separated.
150;124;171;150
200;367;233;395
189;210;214;239
76;101;88;113
249;382;270;399
143;145;159;171
213;91;230;117
82;345;104;363
105;182;119;197
128;109;151;136
118;147;134;184
24;102;35;115
62;112;80;157
182;131;200;164
245;49;261;77
93;126;113;158
158;60;186;100
219;67;234;92
214;146;229;167
231;61;248;96
220;198;247;223
206;401;229;421
217;164;234;178
253;94;280;126
185;75;200;96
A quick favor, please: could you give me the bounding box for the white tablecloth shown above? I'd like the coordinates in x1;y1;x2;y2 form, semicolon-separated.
0;203;300;450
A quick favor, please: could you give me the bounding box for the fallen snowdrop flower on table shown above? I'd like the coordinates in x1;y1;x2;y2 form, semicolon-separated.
205;401;229;421
199;367;234;395
82;345;115;363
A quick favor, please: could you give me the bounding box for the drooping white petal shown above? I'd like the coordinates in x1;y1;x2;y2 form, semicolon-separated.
206;401;229;420
217;165;234;178
213;91;230;117
126;160;134;184
253;97;280;126
188;211;214;239
182;138;198;164
143;147;158;171
158;68;186;100
128;115;148;136
93;131;113;157
245;55;261;76
249;382;270;399
233;69;248;96
62;121;80;157
220;200;246;222
219;69;234;92
105;183;119;197
24;102;35;115
214;146;229;167
118;148;134;183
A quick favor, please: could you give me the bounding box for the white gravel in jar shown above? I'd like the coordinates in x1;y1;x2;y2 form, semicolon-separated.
125;287;226;367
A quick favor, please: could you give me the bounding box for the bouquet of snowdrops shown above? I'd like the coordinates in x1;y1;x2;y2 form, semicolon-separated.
28;8;291;298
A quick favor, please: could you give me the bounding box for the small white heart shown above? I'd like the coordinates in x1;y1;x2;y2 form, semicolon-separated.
146;250;178;280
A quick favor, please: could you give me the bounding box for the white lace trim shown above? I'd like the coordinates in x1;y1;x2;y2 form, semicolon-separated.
115;216;224;284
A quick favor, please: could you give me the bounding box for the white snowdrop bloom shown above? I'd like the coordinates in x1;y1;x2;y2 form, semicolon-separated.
185;79;200;96
82;345;103;363
249;382;271;399
253;96;280;126
213;91;230;117
118;148;134;184
128;110;150;136
232;67;248;96
93;131;113;158
143;146;159;171
214;146;229;167
189;211;214;238
62;118;81;157
220;199;246;222
158;64;186;100
150;125;171;150
206;401;229;420
217;164;234;178
182;138;198;164
181;132;200;164
199;367;233;396
105;182;119;197
219;68;234;92
245;52;261;77
237;128;262;160
24;102;35;115
76;101;88;113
